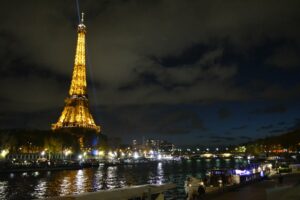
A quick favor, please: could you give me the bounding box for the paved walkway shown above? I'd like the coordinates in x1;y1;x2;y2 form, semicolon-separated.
206;174;300;200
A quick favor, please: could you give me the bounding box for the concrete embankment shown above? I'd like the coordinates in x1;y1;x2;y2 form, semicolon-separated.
204;173;300;200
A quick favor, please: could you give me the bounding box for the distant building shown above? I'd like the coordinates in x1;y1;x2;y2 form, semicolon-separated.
132;139;137;146
131;138;175;153
159;140;175;153
146;139;160;149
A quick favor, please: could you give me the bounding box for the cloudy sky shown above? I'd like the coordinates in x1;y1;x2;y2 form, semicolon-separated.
1;0;300;145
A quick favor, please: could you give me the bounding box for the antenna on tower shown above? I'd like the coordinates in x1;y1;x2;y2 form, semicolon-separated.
81;12;85;23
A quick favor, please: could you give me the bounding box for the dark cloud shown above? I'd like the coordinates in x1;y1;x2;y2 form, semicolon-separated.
260;84;300;101
277;121;286;126
209;136;235;141
239;136;252;140
218;107;231;120
251;104;287;115
287;118;300;131
1;0;300;108
96;105;206;141
269;129;285;134
266;45;300;69
232;125;247;130
257;124;274;131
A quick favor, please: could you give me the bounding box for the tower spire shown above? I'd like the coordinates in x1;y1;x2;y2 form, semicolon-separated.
81;12;84;24
52;13;100;133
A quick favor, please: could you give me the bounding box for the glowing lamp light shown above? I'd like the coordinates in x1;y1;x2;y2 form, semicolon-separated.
1;149;9;158
41;151;45;156
92;150;99;156
222;153;231;157
98;150;105;156
64;150;72;156
202;153;213;158
78;154;83;160
260;171;264;177
235;169;251;176
157;154;162;160
108;151;115;158
133;152;139;159
267;163;273;169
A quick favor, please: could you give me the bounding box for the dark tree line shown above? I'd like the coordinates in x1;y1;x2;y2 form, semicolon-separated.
0;129;108;154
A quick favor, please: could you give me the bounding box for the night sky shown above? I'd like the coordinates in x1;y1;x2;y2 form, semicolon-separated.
1;0;300;145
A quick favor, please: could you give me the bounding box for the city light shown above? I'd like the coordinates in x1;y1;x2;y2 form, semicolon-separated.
92;150;99;156
108;151;116;159
133;152;139;159
0;149;9;158
235;169;251;176
98;150;105;157
222;153;232;158
64;150;72;156
157;154;162;160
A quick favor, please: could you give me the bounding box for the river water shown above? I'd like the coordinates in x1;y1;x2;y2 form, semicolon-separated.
0;158;248;200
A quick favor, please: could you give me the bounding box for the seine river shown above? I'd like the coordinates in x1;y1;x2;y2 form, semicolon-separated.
0;158;248;200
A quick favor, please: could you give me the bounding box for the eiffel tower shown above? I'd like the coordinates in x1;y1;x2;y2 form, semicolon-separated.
52;13;100;134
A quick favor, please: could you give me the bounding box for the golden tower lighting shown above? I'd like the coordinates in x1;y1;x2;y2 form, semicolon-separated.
52;13;100;133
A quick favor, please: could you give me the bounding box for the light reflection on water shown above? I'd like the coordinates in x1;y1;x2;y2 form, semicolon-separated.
92;167;103;190
33;180;47;199
0;158;247;200
0;181;8;199
106;166;118;189
60;177;71;196
75;170;85;193
156;162;164;185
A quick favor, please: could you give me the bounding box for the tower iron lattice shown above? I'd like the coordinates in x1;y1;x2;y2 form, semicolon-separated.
52;13;100;133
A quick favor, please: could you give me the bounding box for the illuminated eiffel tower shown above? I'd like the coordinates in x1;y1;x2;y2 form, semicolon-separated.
52;13;100;133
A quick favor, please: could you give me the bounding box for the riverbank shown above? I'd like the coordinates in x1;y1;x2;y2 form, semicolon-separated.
204;173;300;200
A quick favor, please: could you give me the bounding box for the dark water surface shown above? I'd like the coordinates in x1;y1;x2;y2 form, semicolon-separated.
0;158;248;200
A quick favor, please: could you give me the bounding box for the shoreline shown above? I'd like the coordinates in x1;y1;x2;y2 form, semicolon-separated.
204;172;300;200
